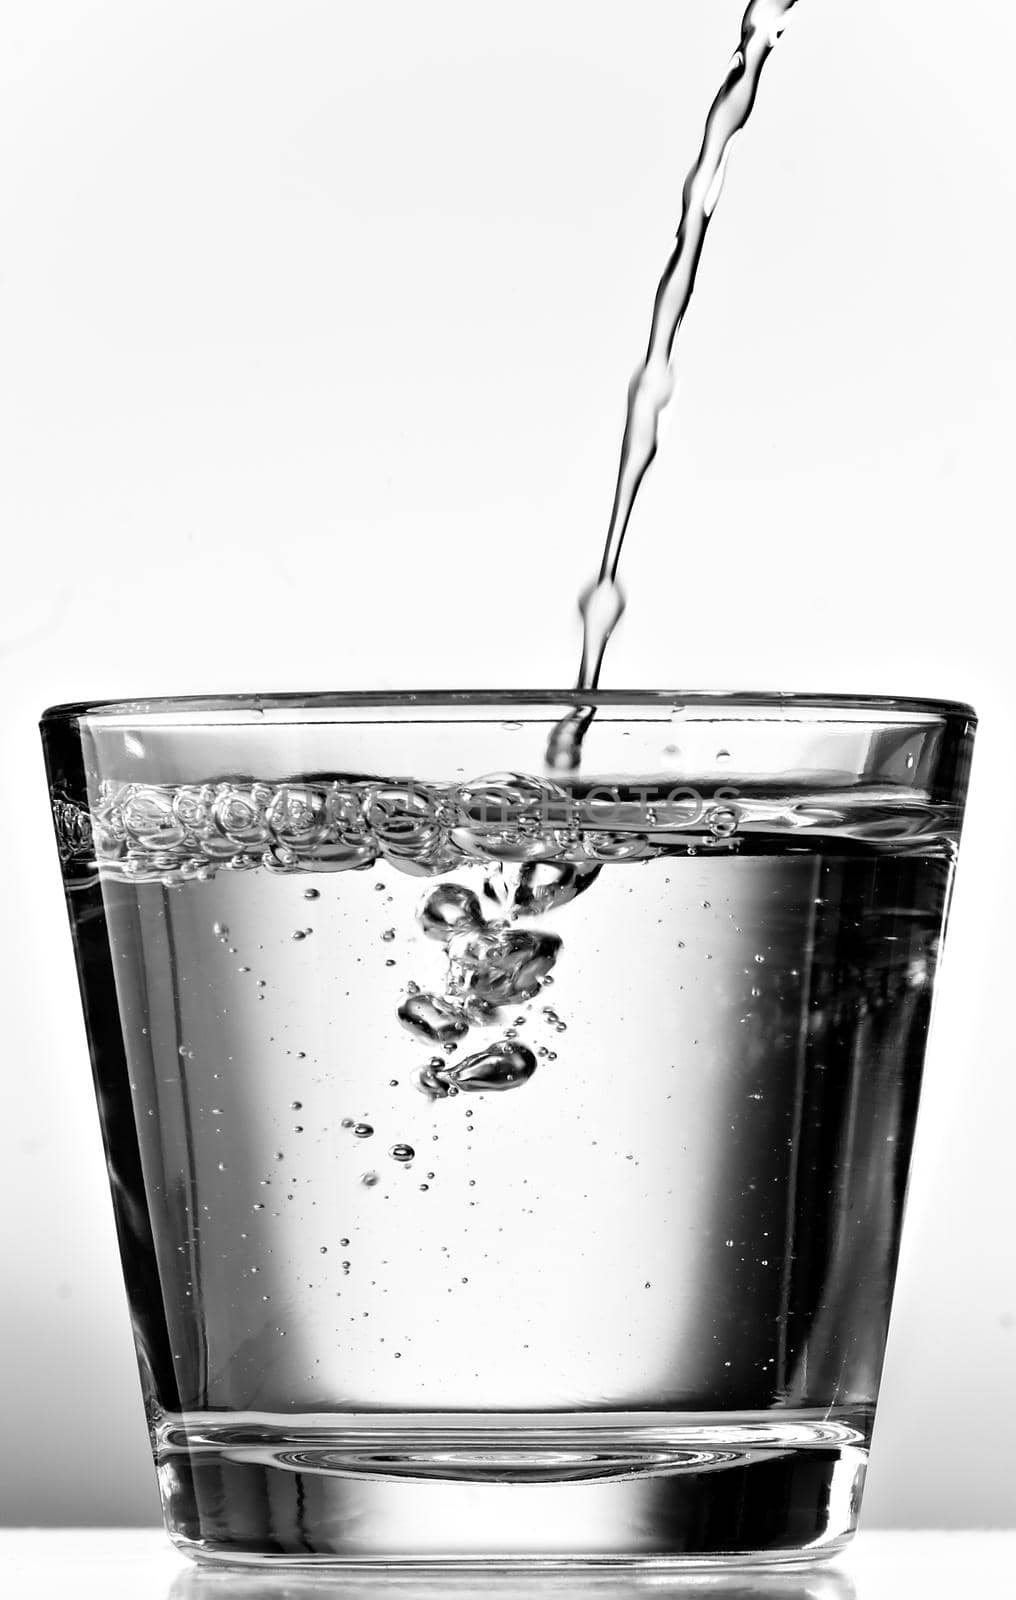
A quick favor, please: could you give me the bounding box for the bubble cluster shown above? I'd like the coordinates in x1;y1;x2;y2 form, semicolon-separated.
55;763;950;889
397;860;584;1103
74;771;618;884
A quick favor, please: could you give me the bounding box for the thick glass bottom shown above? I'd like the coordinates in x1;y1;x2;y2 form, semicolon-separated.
156;1411;866;1567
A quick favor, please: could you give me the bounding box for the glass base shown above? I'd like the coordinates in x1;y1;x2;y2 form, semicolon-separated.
156;1411;866;1567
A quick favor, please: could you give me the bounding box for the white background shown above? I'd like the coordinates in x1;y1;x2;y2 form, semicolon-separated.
1;0;1013;1527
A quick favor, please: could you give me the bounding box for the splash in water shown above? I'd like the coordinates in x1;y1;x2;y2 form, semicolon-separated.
548;0;801;771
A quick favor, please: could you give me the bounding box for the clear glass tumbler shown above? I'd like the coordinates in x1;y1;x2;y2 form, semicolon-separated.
41;691;975;1568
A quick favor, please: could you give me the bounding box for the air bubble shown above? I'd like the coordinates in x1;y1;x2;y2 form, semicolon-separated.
415;1040;538;1099
707;806;739;839
389;1144;415;1163
418;883;485;942
398;993;469;1045
381;929;396;943
304;888;320;900
450;927;560;1006
353;1123;374;1139
488;860;601;918
360;1172;379;1188
463;994;497;1027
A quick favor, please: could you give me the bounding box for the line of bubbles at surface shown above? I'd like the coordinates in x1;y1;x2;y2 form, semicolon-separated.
49;773;758;886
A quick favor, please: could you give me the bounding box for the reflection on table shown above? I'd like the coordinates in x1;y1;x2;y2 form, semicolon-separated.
169;1558;854;1600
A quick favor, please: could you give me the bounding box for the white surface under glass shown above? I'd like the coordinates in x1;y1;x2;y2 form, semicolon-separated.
1;1531;1014;1600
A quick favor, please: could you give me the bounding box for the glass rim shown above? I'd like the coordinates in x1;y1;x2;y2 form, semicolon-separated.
41;688;977;727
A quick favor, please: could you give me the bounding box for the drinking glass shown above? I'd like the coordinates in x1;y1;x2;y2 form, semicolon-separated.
41;691;975;1567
